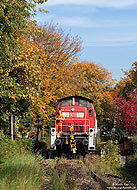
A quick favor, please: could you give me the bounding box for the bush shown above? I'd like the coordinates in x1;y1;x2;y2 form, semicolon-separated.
118;155;137;186
0;138;34;164
101;140;122;171
85;140;122;175
20;138;34;152
0;129;5;140
0;154;44;190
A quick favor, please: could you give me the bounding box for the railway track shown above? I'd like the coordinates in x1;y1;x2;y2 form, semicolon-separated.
41;158;136;190
89;170;136;190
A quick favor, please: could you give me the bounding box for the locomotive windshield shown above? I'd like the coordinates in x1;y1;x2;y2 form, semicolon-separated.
79;99;91;108
60;99;73;107
60;97;91;108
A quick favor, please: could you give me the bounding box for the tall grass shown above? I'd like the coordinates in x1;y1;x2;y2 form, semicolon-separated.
0;154;44;190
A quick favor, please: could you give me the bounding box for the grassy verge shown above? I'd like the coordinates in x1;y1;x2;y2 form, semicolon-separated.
0;138;34;164
118;155;137;186
0;154;44;190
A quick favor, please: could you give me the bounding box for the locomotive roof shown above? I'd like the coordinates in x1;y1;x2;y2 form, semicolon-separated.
58;96;93;103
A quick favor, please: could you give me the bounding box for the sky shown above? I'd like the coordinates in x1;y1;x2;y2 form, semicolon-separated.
35;0;137;81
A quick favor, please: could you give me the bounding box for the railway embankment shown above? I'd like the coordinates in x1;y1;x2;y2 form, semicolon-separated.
41;157;137;190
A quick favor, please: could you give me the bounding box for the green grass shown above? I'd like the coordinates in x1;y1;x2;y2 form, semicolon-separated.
0;154;44;190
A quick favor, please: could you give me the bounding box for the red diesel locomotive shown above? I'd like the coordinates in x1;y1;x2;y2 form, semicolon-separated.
50;96;98;154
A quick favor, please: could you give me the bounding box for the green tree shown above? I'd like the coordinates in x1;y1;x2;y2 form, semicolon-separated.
0;0;47;131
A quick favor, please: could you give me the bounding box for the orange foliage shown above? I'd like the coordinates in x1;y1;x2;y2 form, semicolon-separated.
8;24;115;127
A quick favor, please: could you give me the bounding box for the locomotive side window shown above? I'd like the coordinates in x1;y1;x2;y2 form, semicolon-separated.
79;99;91;108
89;109;93;117
60;99;73;107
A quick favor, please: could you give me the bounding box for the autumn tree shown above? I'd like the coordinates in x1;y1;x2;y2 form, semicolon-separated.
0;1;117;136
116;62;137;99
62;61;115;128
0;0;47;131
0;0;47;86
30;24;82;124
113;62;137;137
115;93;137;135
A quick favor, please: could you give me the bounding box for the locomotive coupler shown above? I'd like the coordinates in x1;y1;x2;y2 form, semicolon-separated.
69;125;77;154
65;136;68;144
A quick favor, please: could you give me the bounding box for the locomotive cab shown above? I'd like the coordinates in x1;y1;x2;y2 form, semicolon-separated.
50;96;97;154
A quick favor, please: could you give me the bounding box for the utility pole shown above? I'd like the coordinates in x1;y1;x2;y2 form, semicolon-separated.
37;118;41;141
9;114;15;141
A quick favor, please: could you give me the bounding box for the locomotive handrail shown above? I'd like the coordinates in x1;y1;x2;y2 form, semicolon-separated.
61;124;90;126
50;118;91;133
51;118;91;133
61;118;90;121
50;118;90;123
52;118;90;126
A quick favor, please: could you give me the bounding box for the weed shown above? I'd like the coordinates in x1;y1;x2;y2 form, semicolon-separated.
0;154;44;190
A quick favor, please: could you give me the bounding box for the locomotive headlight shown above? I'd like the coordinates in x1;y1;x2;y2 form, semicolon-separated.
51;128;55;136
89;129;93;137
71;108;75;112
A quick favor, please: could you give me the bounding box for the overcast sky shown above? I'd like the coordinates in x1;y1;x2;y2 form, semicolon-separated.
35;0;137;81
